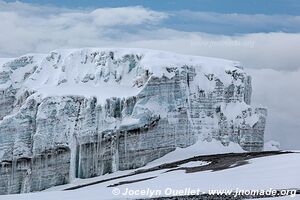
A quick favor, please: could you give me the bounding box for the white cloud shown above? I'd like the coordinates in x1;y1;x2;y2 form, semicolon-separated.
120;31;300;70
247;68;300;149
0;1;168;57
0;1;299;70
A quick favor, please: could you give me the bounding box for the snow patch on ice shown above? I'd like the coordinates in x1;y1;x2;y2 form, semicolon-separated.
220;102;249;121
35;83;141;105
0;58;14;68
1;48;242;105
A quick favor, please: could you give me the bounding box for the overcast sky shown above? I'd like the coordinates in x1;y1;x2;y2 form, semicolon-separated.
0;0;299;149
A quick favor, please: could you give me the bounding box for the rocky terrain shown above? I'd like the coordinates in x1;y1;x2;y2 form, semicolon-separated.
0;48;267;194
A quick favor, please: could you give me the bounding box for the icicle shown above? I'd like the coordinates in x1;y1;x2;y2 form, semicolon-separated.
111;130;119;173
20;169;31;193
77;144;82;178
69;134;77;181
124;130;127;168
95;105;103;176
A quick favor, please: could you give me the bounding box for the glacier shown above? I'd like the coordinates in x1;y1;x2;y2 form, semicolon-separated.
0;48;267;194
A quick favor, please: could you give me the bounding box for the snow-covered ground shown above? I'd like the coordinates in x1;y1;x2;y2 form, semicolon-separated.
1;140;299;200
142;139;244;168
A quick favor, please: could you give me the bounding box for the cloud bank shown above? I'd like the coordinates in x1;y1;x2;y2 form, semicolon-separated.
0;1;300;70
0;1;168;57
248;68;300;149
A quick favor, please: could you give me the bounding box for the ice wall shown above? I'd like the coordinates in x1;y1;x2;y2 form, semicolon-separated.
0;48;267;194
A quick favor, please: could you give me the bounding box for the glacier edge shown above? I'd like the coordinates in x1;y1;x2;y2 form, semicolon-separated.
0;48;267;194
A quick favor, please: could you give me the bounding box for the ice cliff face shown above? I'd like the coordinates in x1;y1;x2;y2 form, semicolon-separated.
0;48;267;194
